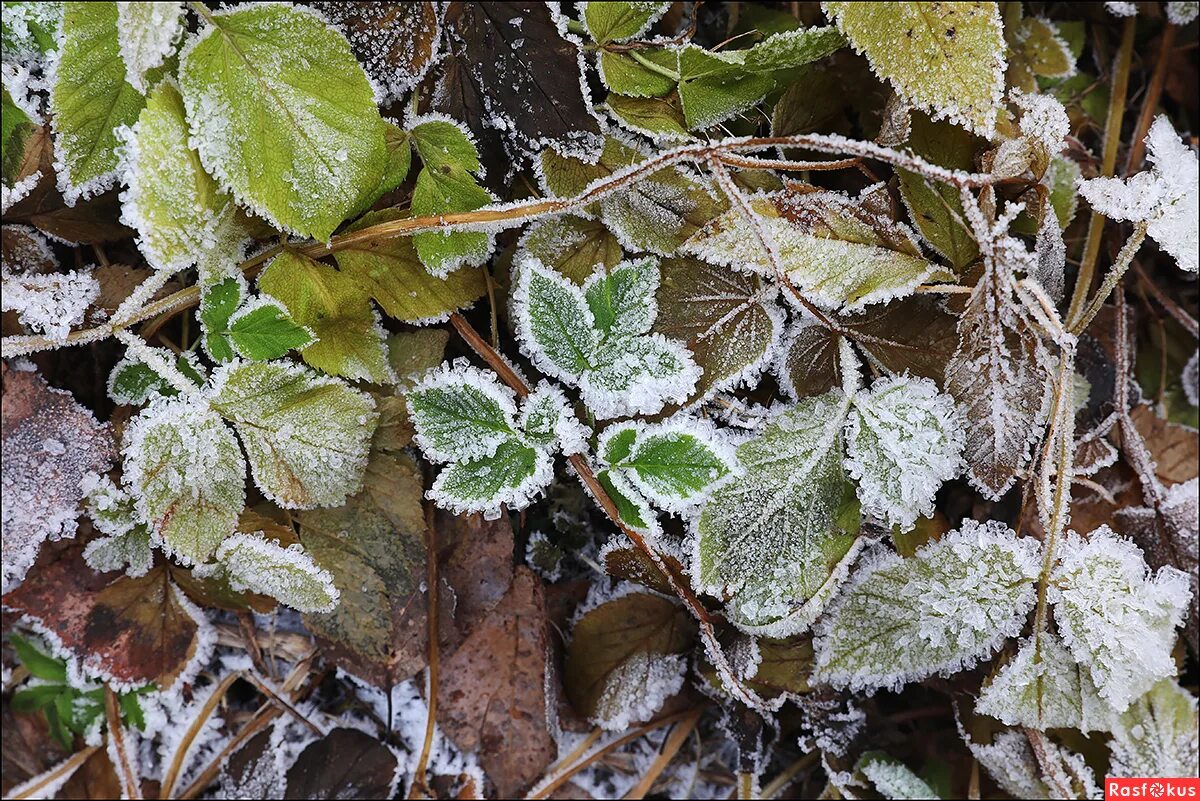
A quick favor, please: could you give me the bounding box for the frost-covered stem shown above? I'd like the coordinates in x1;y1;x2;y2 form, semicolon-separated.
1125;24;1178;174
1023;728;1073;800
159;671;242;799
410;504;441;800
737;771;758;800
105;687;143;799
1113;287;1167;507
1069;221;1147;336
914;284;974;294
447;312;767;711
1066;14;1137;326
5;745;101;800
113;329;199;396
715;153;861;173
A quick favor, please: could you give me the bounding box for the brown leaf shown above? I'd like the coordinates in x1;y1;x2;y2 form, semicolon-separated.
59;746;123;801
437;568;554;798
1130;404;1198;486
2;368;116;592
1;225;57;273
436;508;514;634
778;324;842;399
313;2;441;103
601;544;688;598
1;700;69;795
3;551;206;691
218;729;278;799
435;2;602;176
283;728;398;800
563;592;696;722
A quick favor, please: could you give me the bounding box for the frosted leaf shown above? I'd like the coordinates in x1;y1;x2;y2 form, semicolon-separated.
118;79;248;275
1078;115;1198;272
597;467;662;539
581;1;669;44
1049;527;1191;710
1108;679;1199;778
407;361;519;463
122;396;245;565
1184;349;1199;408
513;256;700;419
1167;2;1200;24
1;2;60;65
82;473;137;537
856;753;938;800
209;361;377;510
313;2;441;105
519;381;588;456
1033;205;1067;302
430;439;553;520
695;392;861;634
959;727;1100;801
598;417;738;514
1105;2;1138;16
976;632;1115;733
592;651;686;731
178;3;387;240
0;267;99;341
682;188;939;312
813;520;1041;692
83;526;153;578
844;375;965;529
212;532;339;613
48;2;145;201
225;297;315;362
115;2;183;93
2;369;116;592
1013;90;1070;155
823;2;1005;136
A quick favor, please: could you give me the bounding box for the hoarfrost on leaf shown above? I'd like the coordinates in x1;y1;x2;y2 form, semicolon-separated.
1;266;99;341
1078;115;1198;272
1108;678;1199;779
813;520;1041;692
1049;527;1191;711
115;1;183;94
407;361;520;464
592;651;687;732
844;375;965;529
856;753;939;800
212;532;339;614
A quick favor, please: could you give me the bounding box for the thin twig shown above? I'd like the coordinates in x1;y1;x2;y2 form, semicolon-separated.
410;503;442;799
160;672;243;799
1069;221;1148;335
622;709;703;800
106;687;143;799
1125;24;1178;174
5;745;101;800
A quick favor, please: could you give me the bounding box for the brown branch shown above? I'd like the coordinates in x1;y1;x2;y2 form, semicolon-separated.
409;502;442;799
1125;24;1178;174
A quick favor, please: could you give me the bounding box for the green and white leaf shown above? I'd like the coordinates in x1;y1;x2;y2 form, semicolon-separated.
258;251;394;384
107;350;204;405
695;391;861;634
598;468;662;539
49;1;145;200
2;2;61;63
198;275;245;363
975;631;1115;733
115;1;183;93
407;361;520;463
122;397;245;565
813;520;1040;691
519;382;588;455
1049;527;1192;711
118;79;248;274
430;438;553;520
212;532;339;613
962;728;1097;801
178;3;387;240
210;360;378;509
1108;679;1199;778
856;753;939;800
82;525;153;578
599;418;737;513
823;1;1006;136
845;375;965;529
226;298;315;361
582;1;669;44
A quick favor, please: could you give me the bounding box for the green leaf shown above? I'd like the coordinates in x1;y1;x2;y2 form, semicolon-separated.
519;383;584;453
584;256;657;339
213;532;338;613
813;520;1040;691
409;118;481;172
824;1;1006;136
896;113;983;271
740;26;845;71
411;163;495;277
598;470;659;536
654;256;782;400
83;525;154;577
123;397;245;564
598;49;677;98
845;375;965;529
684;188;939;311
856;753;940;801
600;419;736;512
1109;679;1199;778
1049;528;1191;711
227;301;314;361
334;208;487;322
696;392;861;633
258;251;393;383
2;2;61;60
605;92;690;141
122;79;247;274
583;1;668;44
199;276;244;363
108;357;171;405
211;360;378;509
563;592;694;730
10;634;67;682
975;631;1114;733
1;87;34;189
407;364;518;463
517;259;600;376
431;438;549;517
13;683;66;713
517;215;623;285
677;45;775;131
178;3;387;240
50;1;145;198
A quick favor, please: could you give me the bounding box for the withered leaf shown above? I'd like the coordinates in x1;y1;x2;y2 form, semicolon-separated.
59;745;123;801
601;543;688;598
1;701;69;795
4;552;205;692
563;592;695;722
436;2;602;175
437;568;554;798
1130;404;1199;486
283;728;398;800
2;368;116;592
314;2;441;104
435;507;514;632
1;225;57;274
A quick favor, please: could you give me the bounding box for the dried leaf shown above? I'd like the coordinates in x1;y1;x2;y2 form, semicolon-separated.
283;728;399;800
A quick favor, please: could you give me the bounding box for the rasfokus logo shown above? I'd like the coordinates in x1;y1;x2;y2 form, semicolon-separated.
1106;779;1200;799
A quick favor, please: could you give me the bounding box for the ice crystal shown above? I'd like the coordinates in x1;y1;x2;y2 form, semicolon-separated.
592;652;687;732
115;1;184;93
1013;90;1070;155
858;754;938;800
1109;679;1200;778
1;267;100;341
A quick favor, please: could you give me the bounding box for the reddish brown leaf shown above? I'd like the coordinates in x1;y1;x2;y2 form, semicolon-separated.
283;728;398;800
313;2;441;103
437;568;554;798
0;700;69;795
436;508;514;633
